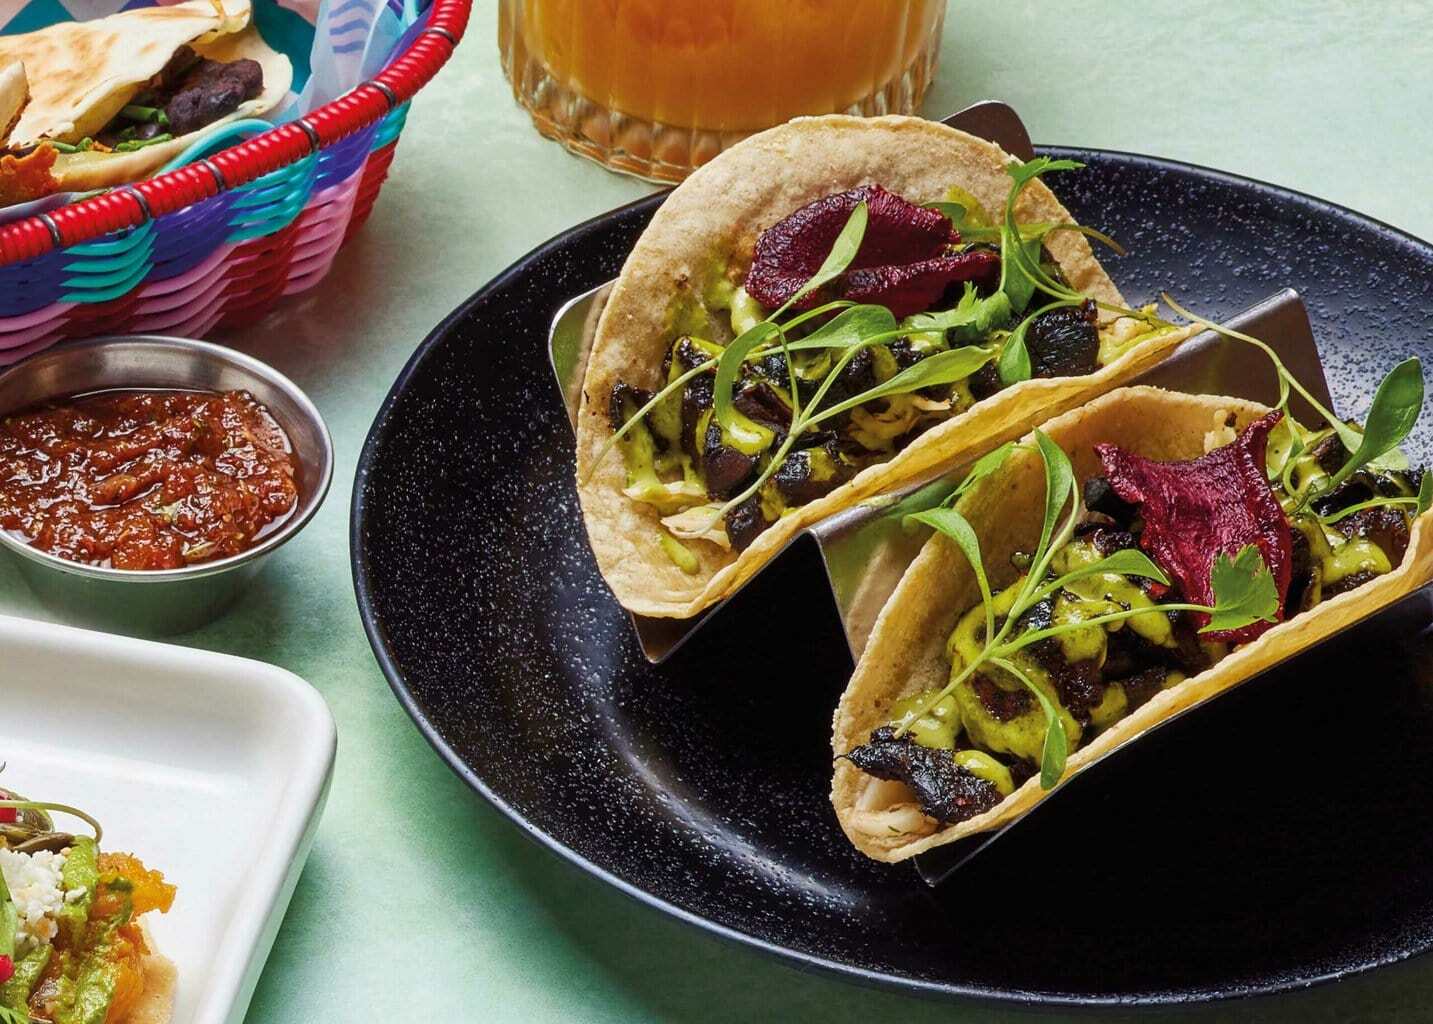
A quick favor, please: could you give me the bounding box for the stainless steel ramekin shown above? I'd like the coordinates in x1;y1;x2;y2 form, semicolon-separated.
0;335;333;636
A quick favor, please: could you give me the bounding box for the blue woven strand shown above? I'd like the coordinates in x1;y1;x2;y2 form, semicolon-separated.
148;191;240;282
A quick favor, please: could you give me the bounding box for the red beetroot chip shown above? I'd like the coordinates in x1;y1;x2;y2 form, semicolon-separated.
744;184;960;312
1094;411;1292;644
842;250;1000;318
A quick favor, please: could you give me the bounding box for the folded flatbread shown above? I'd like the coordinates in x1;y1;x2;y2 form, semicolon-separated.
0;0;292;205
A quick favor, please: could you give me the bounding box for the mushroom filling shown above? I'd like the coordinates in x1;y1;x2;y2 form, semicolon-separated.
845;421;1422;828
604;167;1181;564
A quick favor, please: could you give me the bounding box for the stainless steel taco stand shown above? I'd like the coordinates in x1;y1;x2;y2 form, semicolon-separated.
546;103;1424;884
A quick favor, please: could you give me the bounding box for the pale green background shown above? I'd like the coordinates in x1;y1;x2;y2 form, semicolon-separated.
3;1;1432;1019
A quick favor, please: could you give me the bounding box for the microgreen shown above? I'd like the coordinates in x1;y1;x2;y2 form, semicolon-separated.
949;442;1018;504
1318;494;1422;526
712;203;870;441
791;200;869;309
1325;357;1424;492
1420;472;1433;515
0;1005;29;1024
898;429;1284;791
1033;431;1075;568
1162;294;1337;443
787;304;896;351
990;656;1068;788
1162;295;1426;514
999;159;1085;309
805;347;995;427
1028;548;1169;606
712;321;782;447
909;506;995;644
998;299;1081;385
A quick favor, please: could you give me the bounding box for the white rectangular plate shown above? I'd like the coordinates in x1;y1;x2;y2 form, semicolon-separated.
0;614;336;1024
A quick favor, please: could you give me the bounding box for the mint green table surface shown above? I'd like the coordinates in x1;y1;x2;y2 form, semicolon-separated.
3;1;1432;1019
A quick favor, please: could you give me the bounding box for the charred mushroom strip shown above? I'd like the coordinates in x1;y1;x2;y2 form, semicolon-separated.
844;728;1002;826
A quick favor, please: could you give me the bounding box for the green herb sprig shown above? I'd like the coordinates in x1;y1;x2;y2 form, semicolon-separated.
1162;295;1426;518
591;159;1179;543
0;801;103;842
902;433;1279;789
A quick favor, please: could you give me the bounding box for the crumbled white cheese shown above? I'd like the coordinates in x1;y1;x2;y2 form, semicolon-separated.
0;847;68;953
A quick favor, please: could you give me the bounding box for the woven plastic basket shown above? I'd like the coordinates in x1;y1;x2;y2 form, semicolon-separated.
0;0;470;362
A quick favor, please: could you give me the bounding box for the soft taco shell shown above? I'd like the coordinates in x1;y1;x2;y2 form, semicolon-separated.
574;115;1192;620
0;0;253;149
831;385;1433;862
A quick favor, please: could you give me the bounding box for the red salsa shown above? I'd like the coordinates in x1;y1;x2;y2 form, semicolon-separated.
0;388;299;570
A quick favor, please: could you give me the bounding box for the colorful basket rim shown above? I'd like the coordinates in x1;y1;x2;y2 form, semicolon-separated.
0;0;471;270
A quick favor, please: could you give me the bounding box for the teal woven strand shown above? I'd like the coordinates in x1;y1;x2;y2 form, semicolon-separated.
373;103;410;149
60;224;156;302
48;99;409;307
226;151;320;244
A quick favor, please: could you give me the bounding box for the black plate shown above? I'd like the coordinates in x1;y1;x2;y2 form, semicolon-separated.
352;148;1433;1005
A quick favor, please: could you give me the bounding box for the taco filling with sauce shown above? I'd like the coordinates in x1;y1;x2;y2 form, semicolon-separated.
832;364;1433;862
605;174;1173;553
0;788;175;1024
578;117;1194;620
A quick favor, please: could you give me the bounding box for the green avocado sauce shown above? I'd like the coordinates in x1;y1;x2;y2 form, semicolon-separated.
613;181;1138;571
865;421;1417;823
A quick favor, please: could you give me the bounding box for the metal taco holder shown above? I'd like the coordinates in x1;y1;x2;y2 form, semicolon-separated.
548;102;1430;882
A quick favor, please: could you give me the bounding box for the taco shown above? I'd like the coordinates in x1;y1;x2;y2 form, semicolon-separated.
0;0;292;208
832;379;1433;862
575;115;1193;620
0;787;176;1023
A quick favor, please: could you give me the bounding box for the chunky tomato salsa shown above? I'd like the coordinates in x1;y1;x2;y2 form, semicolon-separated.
0;388;299;570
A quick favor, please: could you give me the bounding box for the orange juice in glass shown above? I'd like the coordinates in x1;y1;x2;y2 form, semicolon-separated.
499;0;948;181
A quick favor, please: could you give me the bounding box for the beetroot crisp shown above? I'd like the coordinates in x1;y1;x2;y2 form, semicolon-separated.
1094;411;1292;643
744;184;999;318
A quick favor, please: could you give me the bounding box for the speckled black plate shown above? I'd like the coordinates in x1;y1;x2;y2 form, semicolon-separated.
352;148;1433;1006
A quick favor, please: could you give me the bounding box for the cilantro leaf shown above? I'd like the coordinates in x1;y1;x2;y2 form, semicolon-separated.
905;285;979;332
1200;545;1280;635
